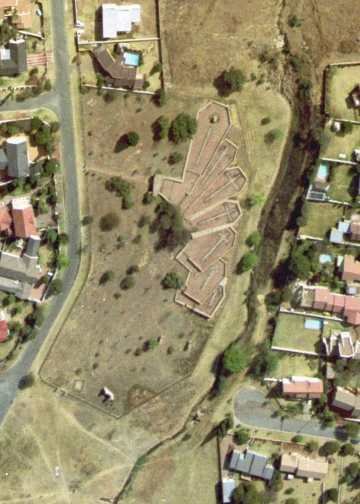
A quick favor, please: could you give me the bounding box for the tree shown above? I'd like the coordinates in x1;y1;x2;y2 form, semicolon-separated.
246;193;265;208
168;151;183;165
305;440;319;453
265;129;283;144
321;407;336;427
245;231;261;249
236;252;258;274
150;62;162;75
319;441;340;457
44;79;52;91
218;413;234;438
50;121;60;133
120;275;135;290
49;278;63;295
232;482;264;504
152;200;190;250
233;427;250;445
44;158;60;176
344;462;360;487
18;373;34;390
270;470;283;492
251;341;279;378
99;212;120;231
99;271;114;285
223;344;250;374
325;488;338;502
57;253;69;269
162;271;184;289
127;131;140;146
340;443;355;456
82;215;93;226
58;233;69;245
152;115;170;141
169;113;197;143
215;67;245;97
31;116;42;131
344;422;360;440
153;88;166;107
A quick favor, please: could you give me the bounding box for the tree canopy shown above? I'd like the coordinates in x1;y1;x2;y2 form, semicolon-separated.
169;113;197;143
223;344;250;374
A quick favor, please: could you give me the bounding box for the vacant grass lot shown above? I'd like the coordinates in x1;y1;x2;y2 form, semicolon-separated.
272;313;322;353
299;202;348;238
326;66;360;120
272;353;320;378
328;164;356;203
321;122;360;160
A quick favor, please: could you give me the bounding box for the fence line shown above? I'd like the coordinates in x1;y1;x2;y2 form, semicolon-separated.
84;84;155;96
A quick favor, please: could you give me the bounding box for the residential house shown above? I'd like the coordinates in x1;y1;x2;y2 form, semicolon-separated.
350;85;360;109
331;386;360;417
302;286;360;326
342;255;360;283
0;0;34;29
222;478;236;504
228;449;274;482
101;3;141;38
0;235;42;301
322;331;360;359
0;204;12;235
11;197;38;238
0;136;30;179
281;376;323;399
92;45;144;90
280;453;328;480
0;38;27;76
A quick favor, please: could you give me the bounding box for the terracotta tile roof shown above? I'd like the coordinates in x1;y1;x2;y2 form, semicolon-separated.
282;377;323;395
343;255;360;282
0;319;8;342
11;199;37;238
0;205;12;234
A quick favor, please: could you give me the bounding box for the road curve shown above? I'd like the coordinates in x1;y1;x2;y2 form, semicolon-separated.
0;0;81;423
234;387;349;442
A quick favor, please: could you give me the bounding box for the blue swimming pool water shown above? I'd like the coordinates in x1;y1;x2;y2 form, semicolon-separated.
304;318;323;330
317;161;329;180
124;52;140;66
319;253;332;264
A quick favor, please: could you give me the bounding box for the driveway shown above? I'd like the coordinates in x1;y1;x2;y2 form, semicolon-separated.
234;387;347;441
0;0;81;423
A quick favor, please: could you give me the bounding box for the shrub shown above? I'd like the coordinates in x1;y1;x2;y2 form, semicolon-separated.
44;158;60;176
152;115;170;141
344;422;360;440
31;116;42;131
82;215;93;226
250;341;279;378
49;278;63;295
138;215;150;228
44;79;52;91
261;116;271;125
245;231;262;249
292;435;304;443
246;193;265;208
168;151;183;165
99;212;120;231
325;488;338;502
288;14;302;27
236;252;258;274
126;131;140;146
215;67;245;96
233;428;250;445
264;129;283;144
50;121;60;133
18;373;34;390
153;88;166;107
127;265;139;275
218;413;234;437
143;192;154;205
150;62;162;75
99;271;114;285
223;344;250;374
169;113;197;143
120;275;135;290
305;440;319;453
152;200;190;250
319;441;340;457
340;443;355;456
162;271;183;289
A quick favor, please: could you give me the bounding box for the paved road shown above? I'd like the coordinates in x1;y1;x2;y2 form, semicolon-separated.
234;387;347;441
0;0;81;423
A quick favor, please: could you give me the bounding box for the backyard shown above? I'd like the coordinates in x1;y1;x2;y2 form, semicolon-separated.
326;65;360;120
299;202;348;238
272;313;322;354
328;164;356;203
320;122;360;160
272;353;320;378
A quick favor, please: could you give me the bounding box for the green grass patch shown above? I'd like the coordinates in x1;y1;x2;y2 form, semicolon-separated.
320;123;360;160
328;165;356;203
272;313;322;353
327;66;360;120
299;202;347;238
272;353;320;378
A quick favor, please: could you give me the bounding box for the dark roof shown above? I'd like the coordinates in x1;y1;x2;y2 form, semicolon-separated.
0;250;39;284
0;148;8;169
6;137;29;178
93;46;137;88
0;39;27;76
25;235;41;258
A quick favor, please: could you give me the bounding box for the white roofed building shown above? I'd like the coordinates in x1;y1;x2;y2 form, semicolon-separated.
102;3;141;38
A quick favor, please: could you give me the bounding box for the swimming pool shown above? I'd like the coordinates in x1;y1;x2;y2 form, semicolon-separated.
316;161;329;181
304;318;323;331
124;51;140;67
319;253;332;264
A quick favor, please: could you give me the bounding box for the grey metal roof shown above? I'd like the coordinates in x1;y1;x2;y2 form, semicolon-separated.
330;228;344;244
229;449;274;481
236;451;252;474
0;39;27;76
0;251;39;284
263;465;275;481
0;149;8;169
25;236;41;258
248;451;267;478
228;451;239;471
6;138;29;178
222;479;236;504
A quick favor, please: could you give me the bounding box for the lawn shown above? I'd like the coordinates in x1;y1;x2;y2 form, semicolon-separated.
320;122;360;160
272;313;322;353
328;164;356;203
299;201;347;238
326;65;360;120
272;353;320;378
